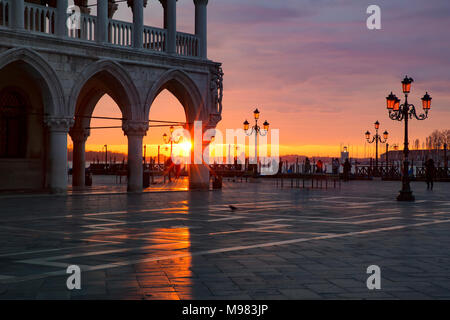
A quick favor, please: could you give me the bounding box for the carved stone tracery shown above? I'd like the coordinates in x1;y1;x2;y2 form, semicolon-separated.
210;65;223;115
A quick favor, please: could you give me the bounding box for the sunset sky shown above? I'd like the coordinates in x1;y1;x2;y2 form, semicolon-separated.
73;0;450;158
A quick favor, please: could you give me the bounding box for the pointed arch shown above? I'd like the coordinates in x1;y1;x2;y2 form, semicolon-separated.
0;47;65;116
144;69;205;124
68;59;141;121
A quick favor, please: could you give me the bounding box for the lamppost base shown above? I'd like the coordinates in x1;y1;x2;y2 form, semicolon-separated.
397;190;415;202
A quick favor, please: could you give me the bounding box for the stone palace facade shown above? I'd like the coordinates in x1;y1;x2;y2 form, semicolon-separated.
0;0;223;192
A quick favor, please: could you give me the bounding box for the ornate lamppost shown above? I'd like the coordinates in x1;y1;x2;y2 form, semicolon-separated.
386;76;432;201
365;121;388;173
103;144;108;166
243;109;270;174
162;126;182;157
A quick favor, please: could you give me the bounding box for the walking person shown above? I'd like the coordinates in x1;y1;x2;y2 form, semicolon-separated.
332;158;340;174
304;157;311;174
343;158;351;182
316;159;323;173
425;158;435;190
165;157;174;182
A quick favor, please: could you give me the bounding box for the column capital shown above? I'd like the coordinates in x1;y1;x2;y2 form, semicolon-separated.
123;121;149;137
127;0;148;7
194;0;208;6
69;127;90;142
159;0;178;7
45;117;74;133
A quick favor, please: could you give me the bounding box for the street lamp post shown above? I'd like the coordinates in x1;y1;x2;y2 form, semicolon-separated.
365;121;388;174
385;143;389;174
103;144;108;167
443;143;448;177
143;144;147;166
386;76;432;201
157;145;160;165
163;125;182;157
243;109;270;174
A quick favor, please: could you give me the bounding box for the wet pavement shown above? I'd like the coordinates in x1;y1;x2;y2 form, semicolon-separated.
0;179;449;300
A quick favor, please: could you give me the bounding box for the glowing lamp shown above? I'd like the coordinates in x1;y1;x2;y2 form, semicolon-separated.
374;121;380;130
243;120;249;131
421;92;432;110
383;131;389;140
253;108;260;120
263;120;269;131
386;92;396;110
170;126;174;134
393;98;400;111
402;76;414;94
365;131;371;140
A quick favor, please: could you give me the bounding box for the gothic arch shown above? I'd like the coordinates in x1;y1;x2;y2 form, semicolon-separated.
144;69;205;124
0;47;65;116
68;59;141;123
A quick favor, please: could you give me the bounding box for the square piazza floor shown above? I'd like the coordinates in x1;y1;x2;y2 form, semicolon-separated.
0;179;449;300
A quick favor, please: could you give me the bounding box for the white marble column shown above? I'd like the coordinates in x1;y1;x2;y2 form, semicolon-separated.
12;0;24;30
166;0;177;54
45;118;73;193
133;0;144;48
69;129;89;188
194;0;208;59
97;0;109;43
56;0;68;37
123;121;148;192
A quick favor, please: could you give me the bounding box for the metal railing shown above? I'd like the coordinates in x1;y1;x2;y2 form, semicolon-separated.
354;164;450;181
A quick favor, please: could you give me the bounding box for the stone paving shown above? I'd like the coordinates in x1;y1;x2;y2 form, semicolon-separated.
0;179;449;300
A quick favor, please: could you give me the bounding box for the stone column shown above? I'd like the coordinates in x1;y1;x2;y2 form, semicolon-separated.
45;118;73;193
166;0;177;54
12;0;25;30
97;0;109;43
187;121;211;190
69;128;90;188
56;0;68;37
161;1;168;29
132;0;144;48
123;121;148;192
189;163;210;190
194;0;208;59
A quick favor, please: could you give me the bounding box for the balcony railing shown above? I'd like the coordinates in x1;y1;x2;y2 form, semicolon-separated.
0;2;202;58
69;13;96;41
24;2;56;35
143;26;167;52
109;19;133;47
0;0;10;27
176;32;200;57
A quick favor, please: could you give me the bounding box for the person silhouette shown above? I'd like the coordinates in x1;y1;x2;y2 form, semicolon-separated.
425;158;435;190
343;158;351;182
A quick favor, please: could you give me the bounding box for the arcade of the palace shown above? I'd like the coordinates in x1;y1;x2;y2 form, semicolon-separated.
0;0;223;192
